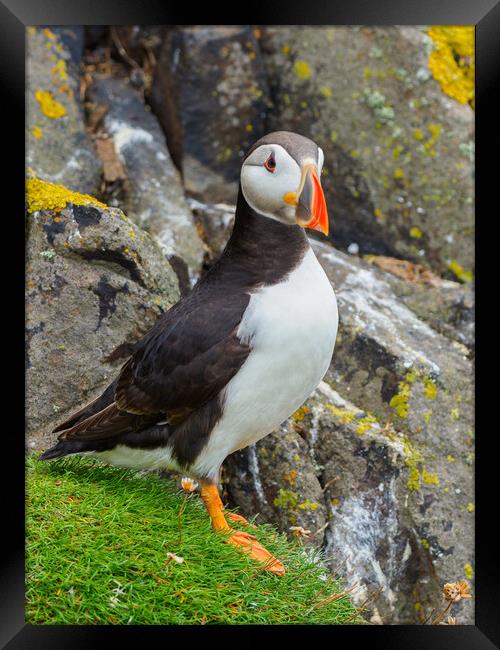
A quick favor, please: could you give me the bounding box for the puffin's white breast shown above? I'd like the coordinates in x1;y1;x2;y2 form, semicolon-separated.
192;246;338;479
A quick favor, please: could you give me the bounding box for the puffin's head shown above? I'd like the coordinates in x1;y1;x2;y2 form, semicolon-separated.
240;131;329;236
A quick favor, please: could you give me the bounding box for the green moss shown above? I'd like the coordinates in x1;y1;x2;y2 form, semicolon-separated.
273;489;299;509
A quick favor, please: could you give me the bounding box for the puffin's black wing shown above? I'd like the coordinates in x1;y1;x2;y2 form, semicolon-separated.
56;290;251;442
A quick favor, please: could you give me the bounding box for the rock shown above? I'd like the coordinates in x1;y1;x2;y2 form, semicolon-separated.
383;270;474;351
223;418;327;546
305;382;473;624
87;75;206;287
26;26;102;194
258;26;474;280
110;25;165;65
150;26;270;203
26;178;180;449
187;198;235;267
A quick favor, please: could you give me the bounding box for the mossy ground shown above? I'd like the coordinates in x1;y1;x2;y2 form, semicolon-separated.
26;454;361;625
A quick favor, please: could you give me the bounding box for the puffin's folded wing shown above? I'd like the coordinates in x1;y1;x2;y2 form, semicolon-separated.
57;292;251;443
58;402;158;441
115;293;252;417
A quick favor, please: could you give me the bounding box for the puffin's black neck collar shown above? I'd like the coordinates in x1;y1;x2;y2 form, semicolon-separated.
211;187;309;288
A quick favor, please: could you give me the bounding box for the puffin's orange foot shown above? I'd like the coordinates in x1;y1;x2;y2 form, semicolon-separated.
226;512;256;527
226;530;286;576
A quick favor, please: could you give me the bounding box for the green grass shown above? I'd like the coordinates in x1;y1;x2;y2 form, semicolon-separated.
26;453;361;625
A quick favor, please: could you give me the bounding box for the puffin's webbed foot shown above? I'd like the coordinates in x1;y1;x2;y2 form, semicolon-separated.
226;530;286;576
200;481;285;576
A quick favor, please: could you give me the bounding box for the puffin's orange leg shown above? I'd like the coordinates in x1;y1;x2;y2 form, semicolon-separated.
200;481;285;576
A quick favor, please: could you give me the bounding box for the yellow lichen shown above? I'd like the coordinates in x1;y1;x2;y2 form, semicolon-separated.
293;60;312;80
466;502;474;513
297;499;319;511
31;125;43;140
427;27;474;107
401;436;424;491
393;145;403;159
390;381;411;418
26;178;105;214
51;58;68;82
422;469;440;486
407;466;421;491
292;405;310;422
464;563;474;579
423;376;437;400
319;85;332;98
325;403;357;424
35;89;66;119
394;167;405;180
448;260;474;283
410;226;423;239
356;413;377;435
420;538;430;550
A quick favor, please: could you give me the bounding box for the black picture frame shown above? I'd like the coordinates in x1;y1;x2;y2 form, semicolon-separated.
3;1;498;647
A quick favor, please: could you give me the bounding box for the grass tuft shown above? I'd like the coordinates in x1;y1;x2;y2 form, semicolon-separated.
26;453;361;625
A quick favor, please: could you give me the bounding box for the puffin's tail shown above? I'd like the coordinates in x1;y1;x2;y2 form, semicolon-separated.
39;440;87;461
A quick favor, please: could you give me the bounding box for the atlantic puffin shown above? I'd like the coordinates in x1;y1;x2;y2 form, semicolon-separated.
40;131;339;575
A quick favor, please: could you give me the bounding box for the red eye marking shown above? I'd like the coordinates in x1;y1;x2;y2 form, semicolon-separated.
264;152;276;173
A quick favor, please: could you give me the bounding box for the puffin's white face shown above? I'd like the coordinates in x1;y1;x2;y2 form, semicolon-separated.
240;143;328;235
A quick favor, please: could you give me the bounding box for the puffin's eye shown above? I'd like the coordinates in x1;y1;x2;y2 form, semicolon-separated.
264;152;276;173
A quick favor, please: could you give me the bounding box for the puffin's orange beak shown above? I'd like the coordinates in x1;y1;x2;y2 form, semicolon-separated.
295;164;329;236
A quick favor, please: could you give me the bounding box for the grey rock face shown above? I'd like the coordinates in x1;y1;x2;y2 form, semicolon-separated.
224;420;327;547
26;26;102;194
258;26;474;279
150;26;270;203
26;186;180;449
87;75;205;287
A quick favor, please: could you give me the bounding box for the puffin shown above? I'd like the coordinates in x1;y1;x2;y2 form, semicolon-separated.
40;131;339;576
